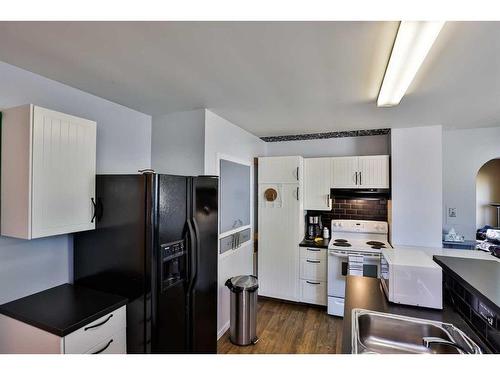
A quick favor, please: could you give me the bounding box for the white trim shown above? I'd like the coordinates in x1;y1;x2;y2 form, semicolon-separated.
217;320;230;340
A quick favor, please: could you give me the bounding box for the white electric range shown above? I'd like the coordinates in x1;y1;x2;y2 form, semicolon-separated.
327;219;391;317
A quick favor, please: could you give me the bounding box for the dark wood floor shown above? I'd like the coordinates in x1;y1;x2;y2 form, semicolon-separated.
217;297;343;354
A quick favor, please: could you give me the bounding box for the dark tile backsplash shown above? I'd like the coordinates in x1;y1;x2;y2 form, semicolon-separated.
309;197;388;229
444;272;500;352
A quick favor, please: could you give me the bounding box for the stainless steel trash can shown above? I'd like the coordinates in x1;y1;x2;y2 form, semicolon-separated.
225;275;259;346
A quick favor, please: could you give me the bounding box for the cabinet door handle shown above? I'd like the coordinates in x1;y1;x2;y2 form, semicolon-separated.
91;198;97;223
92;339;113;354
296;187;299;200
359;172;362;185
354;172;358;185
326;194;330;207
296;166;299;181
306;281;320;285
84;314;113;331
306;259;320;264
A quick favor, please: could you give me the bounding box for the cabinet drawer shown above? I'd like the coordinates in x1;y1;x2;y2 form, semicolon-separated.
300;280;327;306
64;306;126;354
84;330;127;354
300;247;327;261
300;257;327;281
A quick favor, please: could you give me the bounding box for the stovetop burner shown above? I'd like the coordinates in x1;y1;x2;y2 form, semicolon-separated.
334;239;348;243
366;241;385;246
370;245;386;249
333;242;352;247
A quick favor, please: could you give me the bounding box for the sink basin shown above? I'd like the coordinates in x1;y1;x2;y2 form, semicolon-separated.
352;309;482;354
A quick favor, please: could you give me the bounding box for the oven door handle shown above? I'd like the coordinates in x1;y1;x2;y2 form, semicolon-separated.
329;250;380;258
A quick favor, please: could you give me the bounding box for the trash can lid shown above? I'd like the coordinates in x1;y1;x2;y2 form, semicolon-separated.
225;275;258;292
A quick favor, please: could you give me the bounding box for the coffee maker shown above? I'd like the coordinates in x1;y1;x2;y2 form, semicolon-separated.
307;215;322;240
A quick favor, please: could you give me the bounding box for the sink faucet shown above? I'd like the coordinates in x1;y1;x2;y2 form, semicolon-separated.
422;337;480;354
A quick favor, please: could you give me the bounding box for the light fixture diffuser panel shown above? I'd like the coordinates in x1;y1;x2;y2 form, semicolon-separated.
377;21;445;107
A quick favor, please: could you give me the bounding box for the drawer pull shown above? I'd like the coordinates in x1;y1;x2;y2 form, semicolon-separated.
306;248;320;252
84;314;113;331
306;259;320;264
92;339;113;354
306;281;320;285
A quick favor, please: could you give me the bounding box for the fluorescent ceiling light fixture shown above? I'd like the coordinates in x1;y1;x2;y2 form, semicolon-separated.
377;21;445;107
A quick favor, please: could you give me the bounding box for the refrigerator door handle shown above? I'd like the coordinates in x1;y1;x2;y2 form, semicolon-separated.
187;219;198;288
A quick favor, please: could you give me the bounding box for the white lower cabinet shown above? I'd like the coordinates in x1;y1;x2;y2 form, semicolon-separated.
83;330;127;354
0;306;126;354
64;306;126;354
299;248;327;306
300;280;327;306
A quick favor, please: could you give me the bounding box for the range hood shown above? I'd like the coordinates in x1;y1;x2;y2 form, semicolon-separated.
330;188;390;200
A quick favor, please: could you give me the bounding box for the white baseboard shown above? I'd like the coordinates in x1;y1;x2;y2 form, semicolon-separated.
217;321;230;340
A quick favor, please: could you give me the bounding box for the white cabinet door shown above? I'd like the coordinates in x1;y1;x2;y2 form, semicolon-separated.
31;106;96;238
300;280;327;306
358;155;390;188
258;184;300;301
332;156;358;188
258;156;302;184
304;158;332;210
300;257;327;282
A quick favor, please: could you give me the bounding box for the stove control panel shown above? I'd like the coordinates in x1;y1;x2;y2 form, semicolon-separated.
331;220;388;234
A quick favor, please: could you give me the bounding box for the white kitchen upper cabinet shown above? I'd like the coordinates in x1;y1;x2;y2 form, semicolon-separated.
331;156;359;188
258;156;303;184
304;158;332;210
1;104;97;239
358;155;390;188
331;155;389;189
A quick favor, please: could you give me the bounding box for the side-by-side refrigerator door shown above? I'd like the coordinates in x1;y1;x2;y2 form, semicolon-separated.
154;174;190;353
188;176;219;354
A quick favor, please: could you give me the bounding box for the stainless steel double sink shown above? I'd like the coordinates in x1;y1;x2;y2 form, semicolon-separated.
352;309;482;354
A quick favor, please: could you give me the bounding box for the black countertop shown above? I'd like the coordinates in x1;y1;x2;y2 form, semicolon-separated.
341;276;490;354
0;284;127;337
299;238;330;249
433;256;500;311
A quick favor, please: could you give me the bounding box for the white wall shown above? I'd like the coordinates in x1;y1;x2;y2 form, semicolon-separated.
443;126;500;239
0;61;152;304
151;110;205;175
266;134;389;157
391;126;443;247
204;110;267;338
476;159;500;228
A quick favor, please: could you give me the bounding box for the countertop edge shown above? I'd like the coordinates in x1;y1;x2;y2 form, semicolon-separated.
0;298;127;337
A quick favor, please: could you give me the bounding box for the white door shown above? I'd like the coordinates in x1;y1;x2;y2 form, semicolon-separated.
258;183;300;301
304;158;332;210
258;156;302;183
332;156;358;188
358;155;390;188
31;106;97;238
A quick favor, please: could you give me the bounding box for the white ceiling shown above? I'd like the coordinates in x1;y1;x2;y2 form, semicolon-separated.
0;21;499;136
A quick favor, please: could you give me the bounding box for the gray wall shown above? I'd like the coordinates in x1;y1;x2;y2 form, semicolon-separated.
151;109;205;175
265;134;390;157
443;126;500;240
0;61;152;304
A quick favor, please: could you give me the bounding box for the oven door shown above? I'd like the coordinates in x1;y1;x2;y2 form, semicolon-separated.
328;250;381;298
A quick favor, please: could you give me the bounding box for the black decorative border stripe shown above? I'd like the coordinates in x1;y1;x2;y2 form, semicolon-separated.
260;128;390;142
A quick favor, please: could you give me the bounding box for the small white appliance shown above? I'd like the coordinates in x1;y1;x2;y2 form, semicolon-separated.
327;220;391;317
380;248;443;309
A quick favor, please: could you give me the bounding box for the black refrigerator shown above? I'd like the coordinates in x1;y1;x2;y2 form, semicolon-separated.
74;174;218;354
